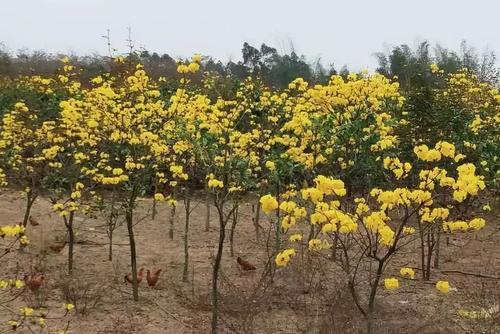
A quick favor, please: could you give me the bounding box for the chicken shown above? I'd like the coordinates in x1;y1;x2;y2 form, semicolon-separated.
49;242;66;253
24;274;44;292
146;269;162;287
29;216;40;226
124;267;145;284
237;257;256;271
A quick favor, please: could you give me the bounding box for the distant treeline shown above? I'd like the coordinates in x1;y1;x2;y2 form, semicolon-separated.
0;40;498;89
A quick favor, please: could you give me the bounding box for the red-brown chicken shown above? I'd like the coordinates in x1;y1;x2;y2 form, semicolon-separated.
24;274;44;292
146;269;162;287
125;268;145;284
237;257;256;271
49;242;66;253
29;216;40;226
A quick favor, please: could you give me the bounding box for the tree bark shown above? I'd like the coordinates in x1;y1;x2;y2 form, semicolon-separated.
22;192;36;227
152;184;157;220
169;203;176;240
253;201;261;242
434;229;440;269
126;203;139;301
182;192;191;283
366;260;384;334
205;182;210;232
67;211;75;275
229;203;238;257
108;230;113;261
211;202;227;334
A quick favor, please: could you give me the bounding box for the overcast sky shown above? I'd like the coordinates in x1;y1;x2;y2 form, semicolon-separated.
1;0;499;70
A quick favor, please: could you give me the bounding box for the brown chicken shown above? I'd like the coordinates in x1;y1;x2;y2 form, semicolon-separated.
29;216;40;226
237;257;256;271
49;242;66;253
124;267;145;284
146;269;162;287
24;274;44;292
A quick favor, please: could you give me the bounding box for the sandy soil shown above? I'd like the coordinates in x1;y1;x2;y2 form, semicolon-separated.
0;190;499;334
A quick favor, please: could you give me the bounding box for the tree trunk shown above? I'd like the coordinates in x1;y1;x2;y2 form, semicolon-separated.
229;204;238;257
108;230;113;261
152;185;157;220
434;229;440;269
275;208;281;254
22;192;36;227
182;194;191;283
205;182;210;232
211;203;227;334
331;235;338;261
425;231;432;280
126;206;139;301
67;211;75;275
108;188;116;261
169;202;176;240
419;226;426;280
367;260;384;334
253;201;261;242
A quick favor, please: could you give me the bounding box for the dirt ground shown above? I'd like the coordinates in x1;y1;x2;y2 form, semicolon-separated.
1;190;499;334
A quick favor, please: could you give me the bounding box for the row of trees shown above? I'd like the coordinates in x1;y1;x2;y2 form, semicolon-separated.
1;39;497;90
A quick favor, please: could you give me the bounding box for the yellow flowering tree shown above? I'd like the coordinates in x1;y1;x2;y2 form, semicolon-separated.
56;59;171;301
276;73;404;193
270;140;488;332
0;101;54;227
189;86;262;333
398;65;499;187
411;141;487;278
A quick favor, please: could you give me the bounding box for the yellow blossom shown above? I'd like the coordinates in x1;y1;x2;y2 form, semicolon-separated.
400;267;415;279
260;194;278;214
436;280;450;293
384;277;399;290
154;193;165;201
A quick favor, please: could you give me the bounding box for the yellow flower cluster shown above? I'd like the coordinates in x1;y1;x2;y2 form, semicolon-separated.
265;160;276;171
403;226;416;234
414;145;442;162
384;277;399;290
308;238;331;251
400;267;415;279
281;215;296;231
154;193;165;201
301;187;324;203
177;54;202;74
0;279;24;289
443;218;486;232
315;207;358;234
452;163;485;202
0;224;25;238
314;175;346;196
170;165;188;180
52;200;80;217
436;280;450;293
383;156;411;179
363;210;394;245
0;168;7;187
260;194;279;214
370;187;433;210
208;178;224;189
418;167;453;190
289;233;302;242
419;207;449;223
275;248;295;266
